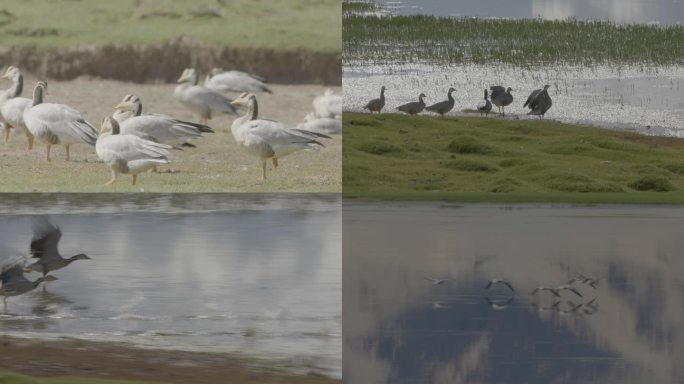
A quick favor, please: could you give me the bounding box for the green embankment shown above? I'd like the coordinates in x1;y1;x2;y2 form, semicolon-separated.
344;113;684;204
0;0;341;53
0;372;166;384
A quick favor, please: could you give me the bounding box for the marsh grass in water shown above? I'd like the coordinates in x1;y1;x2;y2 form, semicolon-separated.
344;113;684;203
343;15;684;66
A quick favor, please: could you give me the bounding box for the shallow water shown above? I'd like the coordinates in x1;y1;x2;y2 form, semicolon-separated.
0;194;341;378
344;202;684;384
343;63;684;135
374;0;684;25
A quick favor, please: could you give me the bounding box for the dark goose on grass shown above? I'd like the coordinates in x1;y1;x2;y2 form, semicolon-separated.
397;92;426;115
524;84;552;118
364;85;386;113
490;86;513;116
477;89;492;116
425;87;456;118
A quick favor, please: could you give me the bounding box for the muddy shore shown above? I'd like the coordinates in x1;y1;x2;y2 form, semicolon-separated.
0;37;341;85
0;336;339;384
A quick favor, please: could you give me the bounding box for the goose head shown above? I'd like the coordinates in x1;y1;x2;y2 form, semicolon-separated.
31;81;48;106
1;66;21;81
448;87;456;94
506;87;513;93
100;115;121;135
231;92;258;119
114;94;143;115
177;68;199;85
418;93;426;101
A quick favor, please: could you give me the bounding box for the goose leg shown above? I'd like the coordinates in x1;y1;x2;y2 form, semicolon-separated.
2;125;9;143
65;144;70;161
132;174;137;186
27;134;34;151
46;144;52;162
272;158;278;168
148;165;157;174
261;159;267;180
104;170;117;186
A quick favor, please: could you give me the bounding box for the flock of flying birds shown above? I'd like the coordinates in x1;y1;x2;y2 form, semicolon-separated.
363;84;553;118
425;272;600;316
0;217;89;310
0;65;342;183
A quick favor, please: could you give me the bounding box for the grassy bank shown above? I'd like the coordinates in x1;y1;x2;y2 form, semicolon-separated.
343;14;684;66
0;336;339;384
0;373;164;384
0;0;340;53
343;113;684;204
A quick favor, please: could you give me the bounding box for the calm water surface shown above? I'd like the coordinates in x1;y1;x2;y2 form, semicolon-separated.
344;202;684;383
0;194;341;378
376;0;684;25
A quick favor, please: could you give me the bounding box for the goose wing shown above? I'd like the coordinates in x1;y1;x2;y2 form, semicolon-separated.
25;103;98;145
121;114;213;143
206;72;272;93
30;217;62;261
240;120;326;157
1;264;30;285
97;134;171;165
524;89;542;108
182;86;237;114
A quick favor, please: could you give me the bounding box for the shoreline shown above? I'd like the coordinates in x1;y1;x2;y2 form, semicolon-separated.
0;335;339;384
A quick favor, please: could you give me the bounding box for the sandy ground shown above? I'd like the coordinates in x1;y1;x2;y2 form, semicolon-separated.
0;77;341;192
0;336;339;384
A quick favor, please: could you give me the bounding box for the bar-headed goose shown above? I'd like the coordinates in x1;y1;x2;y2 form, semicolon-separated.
174;68;236;125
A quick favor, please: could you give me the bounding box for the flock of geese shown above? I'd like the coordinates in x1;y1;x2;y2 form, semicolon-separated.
364;84;552;118
0;65;342;183
426;272;599;316
0;217;89;309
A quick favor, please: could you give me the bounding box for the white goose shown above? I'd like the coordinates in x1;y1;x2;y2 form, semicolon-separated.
313;89;341;118
23;82;98;161
204;67;272;94
230;93;330;179
174;68;236;125
113;94;214;147
0;67;34;150
96;116;171;186
298;113;341;135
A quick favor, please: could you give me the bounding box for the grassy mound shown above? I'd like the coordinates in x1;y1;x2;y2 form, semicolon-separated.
344;113;684;203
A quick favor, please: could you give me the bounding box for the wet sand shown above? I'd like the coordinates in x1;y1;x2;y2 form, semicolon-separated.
0;336;339;384
0;78;341;192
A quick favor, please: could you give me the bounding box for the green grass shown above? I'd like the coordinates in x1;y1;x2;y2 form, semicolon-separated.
343;112;684;204
0;0;340;52
0;372;166;384
343;14;684;65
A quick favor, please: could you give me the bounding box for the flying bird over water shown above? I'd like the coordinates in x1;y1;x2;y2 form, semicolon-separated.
1;263;58;308
25;217;91;276
485;278;514;292
424;277;449;285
